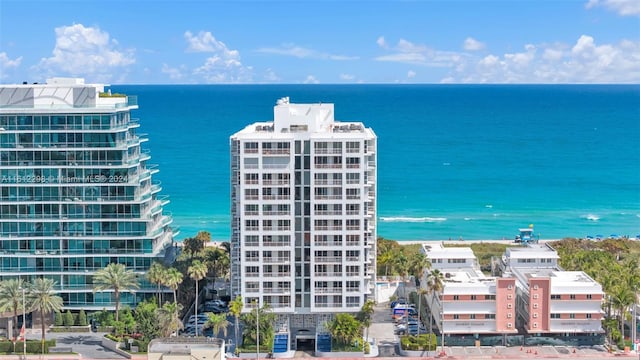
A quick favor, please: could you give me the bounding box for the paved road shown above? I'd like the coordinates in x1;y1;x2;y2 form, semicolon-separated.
26;332;126;359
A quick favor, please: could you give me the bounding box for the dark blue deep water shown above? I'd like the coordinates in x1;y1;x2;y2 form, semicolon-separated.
113;84;640;241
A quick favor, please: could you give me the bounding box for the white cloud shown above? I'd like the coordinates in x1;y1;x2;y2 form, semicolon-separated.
0;52;22;79
464;37;486;51
376;36;388;49
407;70;416;78
263;68;280;82
0;52;22;68
161;63;187;80
185;31;229;53
374;37;466;67
35;24;134;82
193;55;253;83
256;44;358;60
446;35;640;83
340;73;355;81
182;30;253;83
585;0;640;16
304;75;319;84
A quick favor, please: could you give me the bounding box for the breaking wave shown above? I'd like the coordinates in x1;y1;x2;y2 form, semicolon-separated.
380;216;447;223
582;214;600;222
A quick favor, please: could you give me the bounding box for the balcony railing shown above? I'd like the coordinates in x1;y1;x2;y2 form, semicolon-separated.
315;287;343;294
315;302;343;308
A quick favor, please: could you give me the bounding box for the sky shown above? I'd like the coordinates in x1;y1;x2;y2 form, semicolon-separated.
0;0;639;84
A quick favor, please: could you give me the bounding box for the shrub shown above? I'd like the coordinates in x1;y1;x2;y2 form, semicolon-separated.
0;340;56;354
132;339;149;353
400;334;437;351
77;309;88;326
54;311;63;326
363;341;370;354
63;310;75;327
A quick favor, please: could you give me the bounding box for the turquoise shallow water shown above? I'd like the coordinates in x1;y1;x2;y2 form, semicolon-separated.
113;84;640;241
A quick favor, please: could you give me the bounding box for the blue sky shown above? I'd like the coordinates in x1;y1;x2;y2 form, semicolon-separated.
1;0;639;84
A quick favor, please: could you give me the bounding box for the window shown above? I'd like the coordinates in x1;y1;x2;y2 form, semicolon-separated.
586;294;592;300
245;188;259;200
453;295;459;300
570;294;576;300
551;294;561;300
470;295;477;300
245;204;259;215
346;296;360;308
453;314;459;320
346;173;359;184
470;314;476;319
346;157;360;168
586;313;592;319
485;295;496;300
345;141;360;153
244;142;258;153
245;173;259;184
507;313;512;318
346;188;360;199
551;313;560;319
486;314;496;319
246;282;259;293
569;313;576;319
245;250;259;261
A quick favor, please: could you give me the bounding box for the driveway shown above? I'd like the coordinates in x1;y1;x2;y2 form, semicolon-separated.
27;332;126;359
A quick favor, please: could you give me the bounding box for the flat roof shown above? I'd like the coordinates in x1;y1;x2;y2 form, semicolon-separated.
505;244;560;259
423;243;476;259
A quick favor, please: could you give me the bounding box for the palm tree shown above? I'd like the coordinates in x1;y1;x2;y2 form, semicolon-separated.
408;252;430;284
228;295;243;348
29;278;63;353
165;267;184;303
0;279;27;342
93;263;140;322
326;313;362;349
147;262;166;305
416;287;428;329
188;260;208;336
156;301;183;337
358;299;375;342
204;312;230;338
426;269;444;336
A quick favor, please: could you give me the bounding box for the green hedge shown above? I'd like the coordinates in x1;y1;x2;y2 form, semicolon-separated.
50;326;91;333
0;340;56;354
400;334;437;351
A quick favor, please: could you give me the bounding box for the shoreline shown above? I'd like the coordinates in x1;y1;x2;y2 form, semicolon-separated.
398;238;558;246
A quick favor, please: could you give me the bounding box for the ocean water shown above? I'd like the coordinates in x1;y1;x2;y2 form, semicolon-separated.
112;84;640;241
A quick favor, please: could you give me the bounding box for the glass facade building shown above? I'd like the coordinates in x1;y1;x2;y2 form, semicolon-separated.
0;78;175;310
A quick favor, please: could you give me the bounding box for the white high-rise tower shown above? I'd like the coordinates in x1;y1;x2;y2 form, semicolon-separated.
230;97;376;350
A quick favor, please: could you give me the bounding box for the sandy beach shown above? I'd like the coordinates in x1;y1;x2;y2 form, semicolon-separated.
398;238;558;246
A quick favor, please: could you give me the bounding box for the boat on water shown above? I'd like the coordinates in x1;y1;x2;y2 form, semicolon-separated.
514;224;539;244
